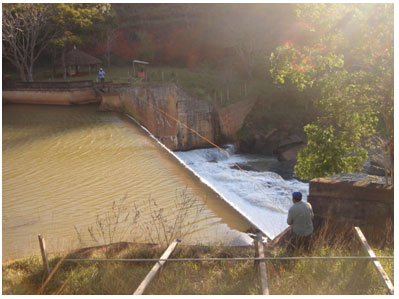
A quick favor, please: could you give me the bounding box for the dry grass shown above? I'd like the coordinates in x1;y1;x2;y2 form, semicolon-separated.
3;195;393;295
2;222;394;295
264;220;394;295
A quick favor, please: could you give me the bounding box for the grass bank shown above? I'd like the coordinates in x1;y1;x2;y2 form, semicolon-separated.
3;237;393;295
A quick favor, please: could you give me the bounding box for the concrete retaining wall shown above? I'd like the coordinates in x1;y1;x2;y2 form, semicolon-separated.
307;178;393;228
3;89;99;105
100;83;215;151
3;80;94;90
2;81;100;105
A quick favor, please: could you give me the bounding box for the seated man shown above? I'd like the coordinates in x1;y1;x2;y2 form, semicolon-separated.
137;68;145;81
287;192;314;250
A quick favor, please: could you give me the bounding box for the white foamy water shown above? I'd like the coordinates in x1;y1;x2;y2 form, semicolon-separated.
175;145;309;240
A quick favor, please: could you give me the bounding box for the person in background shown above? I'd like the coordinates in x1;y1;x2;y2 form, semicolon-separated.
287;191;314;251
99;68;105;88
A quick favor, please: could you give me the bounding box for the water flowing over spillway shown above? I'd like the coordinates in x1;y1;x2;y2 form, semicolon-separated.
175;146;309;240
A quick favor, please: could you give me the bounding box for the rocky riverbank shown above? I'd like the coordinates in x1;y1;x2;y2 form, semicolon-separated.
236;128;306;180
235;127;389;183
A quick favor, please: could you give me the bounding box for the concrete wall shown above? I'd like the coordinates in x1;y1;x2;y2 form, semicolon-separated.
3;80;100;105
99;83;215;151
307;178;393;229
3;80;94;90
3;89;99;105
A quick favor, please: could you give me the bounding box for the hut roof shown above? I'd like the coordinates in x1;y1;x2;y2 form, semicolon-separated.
64;48;101;66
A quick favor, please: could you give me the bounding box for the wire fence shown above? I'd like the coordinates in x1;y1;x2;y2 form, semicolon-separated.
63;256;394;263
36;226;394;295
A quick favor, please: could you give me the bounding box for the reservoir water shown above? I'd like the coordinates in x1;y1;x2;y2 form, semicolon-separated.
3;104;253;260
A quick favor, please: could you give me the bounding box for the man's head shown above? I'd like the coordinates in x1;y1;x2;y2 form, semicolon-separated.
292;192;302;203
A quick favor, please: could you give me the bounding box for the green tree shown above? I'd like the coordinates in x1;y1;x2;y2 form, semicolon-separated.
270;3;393;184
51;3;111;78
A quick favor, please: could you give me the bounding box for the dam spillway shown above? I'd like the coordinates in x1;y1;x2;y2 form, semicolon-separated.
2;104;252;260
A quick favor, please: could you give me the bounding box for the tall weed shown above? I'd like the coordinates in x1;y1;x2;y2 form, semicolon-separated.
74;188;205;247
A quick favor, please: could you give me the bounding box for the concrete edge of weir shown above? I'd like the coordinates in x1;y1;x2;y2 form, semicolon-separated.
125;113;274;241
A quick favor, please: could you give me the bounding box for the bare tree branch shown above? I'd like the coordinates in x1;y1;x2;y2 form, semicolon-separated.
2;4;56;81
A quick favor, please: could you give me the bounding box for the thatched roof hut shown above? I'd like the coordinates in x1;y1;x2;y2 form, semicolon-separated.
58;46;102;77
64;47;102;66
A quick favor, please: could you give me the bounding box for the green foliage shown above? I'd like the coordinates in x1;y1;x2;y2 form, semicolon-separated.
52;4;111;48
270;3;393;181
294;124;368;180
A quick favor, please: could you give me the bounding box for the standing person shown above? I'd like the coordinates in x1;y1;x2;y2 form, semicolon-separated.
99;68;105;88
287;192;314;251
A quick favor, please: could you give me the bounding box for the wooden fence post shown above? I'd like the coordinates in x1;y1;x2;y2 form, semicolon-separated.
38;234;50;276
354;227;394;295
133;240;180;295
257;232;269;295
254;235;259;271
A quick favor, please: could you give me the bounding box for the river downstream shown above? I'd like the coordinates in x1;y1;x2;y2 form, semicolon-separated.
2;104;252;260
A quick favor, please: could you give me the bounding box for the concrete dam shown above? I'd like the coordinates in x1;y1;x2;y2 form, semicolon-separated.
3;80;257;151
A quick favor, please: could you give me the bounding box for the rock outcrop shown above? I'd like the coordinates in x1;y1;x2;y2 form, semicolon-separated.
217;98;258;139
238;129;306;179
273;134;305;162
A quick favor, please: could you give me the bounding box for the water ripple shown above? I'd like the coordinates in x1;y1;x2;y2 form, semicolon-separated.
3;104;250;260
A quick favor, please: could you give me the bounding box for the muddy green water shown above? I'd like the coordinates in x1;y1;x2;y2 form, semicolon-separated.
2;104;251;260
